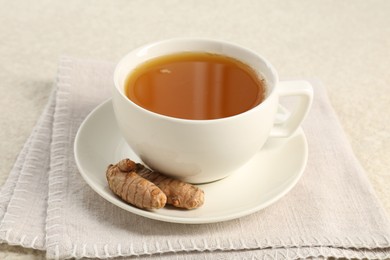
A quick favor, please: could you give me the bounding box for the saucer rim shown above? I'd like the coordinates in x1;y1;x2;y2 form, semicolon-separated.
74;99;308;224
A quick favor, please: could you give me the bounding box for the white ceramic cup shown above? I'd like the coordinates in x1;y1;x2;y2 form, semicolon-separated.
113;38;313;184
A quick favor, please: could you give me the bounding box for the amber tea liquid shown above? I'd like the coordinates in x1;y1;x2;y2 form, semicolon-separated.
125;52;266;120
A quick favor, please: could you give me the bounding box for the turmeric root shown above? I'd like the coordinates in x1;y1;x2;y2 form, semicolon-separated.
106;164;167;209
117;159;205;209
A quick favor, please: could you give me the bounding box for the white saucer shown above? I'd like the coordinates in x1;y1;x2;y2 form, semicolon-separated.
74;100;308;224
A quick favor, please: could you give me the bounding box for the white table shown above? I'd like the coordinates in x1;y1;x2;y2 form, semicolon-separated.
1;0;389;258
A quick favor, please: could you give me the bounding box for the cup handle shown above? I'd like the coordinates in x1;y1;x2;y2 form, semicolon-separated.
269;80;313;137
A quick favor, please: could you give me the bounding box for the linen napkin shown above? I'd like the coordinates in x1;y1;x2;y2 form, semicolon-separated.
1;57;390;259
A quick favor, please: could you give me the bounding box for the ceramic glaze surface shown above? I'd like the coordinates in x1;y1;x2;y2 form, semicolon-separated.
113;39;312;183
74;100;308;223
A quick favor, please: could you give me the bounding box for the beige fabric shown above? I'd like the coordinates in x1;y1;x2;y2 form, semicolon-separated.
0;57;389;259
1;1;390;259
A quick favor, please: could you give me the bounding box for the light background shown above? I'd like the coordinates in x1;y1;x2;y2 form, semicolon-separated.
0;0;389;258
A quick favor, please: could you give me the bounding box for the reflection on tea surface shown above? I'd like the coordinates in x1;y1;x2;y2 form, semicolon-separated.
125;52;266;120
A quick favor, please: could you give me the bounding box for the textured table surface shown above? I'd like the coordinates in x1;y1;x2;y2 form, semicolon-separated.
1;0;389;258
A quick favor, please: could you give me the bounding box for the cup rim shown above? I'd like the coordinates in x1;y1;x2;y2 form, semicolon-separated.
113;37;279;123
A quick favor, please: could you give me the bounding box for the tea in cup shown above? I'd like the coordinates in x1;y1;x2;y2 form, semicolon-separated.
113;38;313;183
